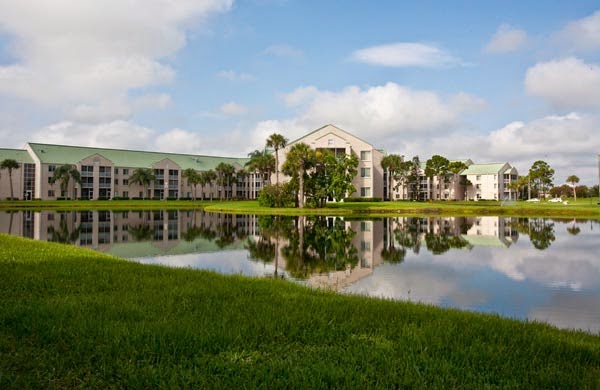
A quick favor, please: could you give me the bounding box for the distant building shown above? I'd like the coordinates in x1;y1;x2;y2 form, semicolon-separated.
1;125;518;201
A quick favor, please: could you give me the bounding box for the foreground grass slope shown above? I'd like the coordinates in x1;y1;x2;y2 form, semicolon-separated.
1;234;599;388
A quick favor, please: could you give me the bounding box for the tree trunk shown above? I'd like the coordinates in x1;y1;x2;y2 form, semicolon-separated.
8;171;14;199
298;167;304;208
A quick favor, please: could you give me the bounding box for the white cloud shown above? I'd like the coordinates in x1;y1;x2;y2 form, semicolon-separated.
0;0;232;105
484;24;527;53
264;44;304;59
525;57;600;109
351;42;463;68
258;82;485;145
216;69;255;81
419;112;600;184
219;101;248;115
31;120;156;150
556;9;600;51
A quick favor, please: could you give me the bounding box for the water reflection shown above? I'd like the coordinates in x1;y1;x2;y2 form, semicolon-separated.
1;210;599;332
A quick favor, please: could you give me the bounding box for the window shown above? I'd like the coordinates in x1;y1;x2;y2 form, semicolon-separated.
114;179;119;185
361;167;371;178
48;165;55;172
360;151;371;161
48;190;55;197
123;168;129;175
360;241;371;251
476;175;481;180
122;191;128;198
360;187;371;197
123;179;128;185
114;168;119;175
328;139;333;146
360;221;371;232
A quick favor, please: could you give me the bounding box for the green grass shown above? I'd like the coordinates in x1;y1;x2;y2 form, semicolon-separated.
1;234;599;388
205;198;600;218
2;198;599;218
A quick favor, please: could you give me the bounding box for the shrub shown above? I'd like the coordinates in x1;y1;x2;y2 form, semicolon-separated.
258;183;294;208
342;197;382;203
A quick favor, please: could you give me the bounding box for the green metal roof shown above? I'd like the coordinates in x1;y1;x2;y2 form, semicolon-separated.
104;238;245;258
462;163;508;176
461;234;509;247
0;148;34;164
27;143;249;171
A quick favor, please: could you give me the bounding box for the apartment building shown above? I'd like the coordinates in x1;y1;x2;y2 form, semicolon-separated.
1;124;518;201
276;124;385;199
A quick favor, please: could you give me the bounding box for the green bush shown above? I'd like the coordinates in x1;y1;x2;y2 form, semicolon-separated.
258;183;294;208
342;197;382;202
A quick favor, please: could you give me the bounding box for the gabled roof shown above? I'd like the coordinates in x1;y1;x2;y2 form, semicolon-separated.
462;163;509;175
288;124;376;148
0;148;34;164
26;143;249;171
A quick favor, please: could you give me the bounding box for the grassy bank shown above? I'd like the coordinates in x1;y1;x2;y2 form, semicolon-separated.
1;234;599;388
205;198;600;218
2;198;599;218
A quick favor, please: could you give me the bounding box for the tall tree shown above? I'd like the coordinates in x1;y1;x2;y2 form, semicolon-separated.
0;159;20;200
266;133;288;185
215;163;236;200
448;161;469;200
425;155;450;201
246;149;276;188
282;142;316;208
529;160;554;200
50;164;82;199
200;170;217;200
128;168;155;199
380;154;404;201
407;156;421;201
566;175;580;202
182;168;200;200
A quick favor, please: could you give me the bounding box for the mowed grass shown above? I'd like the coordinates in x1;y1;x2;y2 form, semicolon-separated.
206;198;600;218
1;234;599;388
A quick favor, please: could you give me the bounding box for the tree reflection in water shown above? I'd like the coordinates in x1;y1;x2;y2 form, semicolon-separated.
48;212;80;244
510;218;556;250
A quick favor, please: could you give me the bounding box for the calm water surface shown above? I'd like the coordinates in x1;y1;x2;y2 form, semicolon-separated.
2;209;599;333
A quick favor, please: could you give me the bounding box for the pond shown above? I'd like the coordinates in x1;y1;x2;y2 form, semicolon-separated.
1;209;599;333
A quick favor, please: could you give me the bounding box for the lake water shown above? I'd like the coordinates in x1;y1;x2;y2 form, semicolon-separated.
2;209;599;333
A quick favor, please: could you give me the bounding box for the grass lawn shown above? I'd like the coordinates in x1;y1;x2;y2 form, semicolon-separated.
205;198;600;218
1;234;599;388
2;198;599;218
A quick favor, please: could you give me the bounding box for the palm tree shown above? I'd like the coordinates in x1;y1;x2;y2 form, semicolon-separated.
129;168;155;199
566;175;580;202
282;142;315;208
381;154;403;201
200;170;217;200
0;159;20;200
49;164;81;199
266;133;288;185
215;163;236;200
182;168;200;200
246;149;276;191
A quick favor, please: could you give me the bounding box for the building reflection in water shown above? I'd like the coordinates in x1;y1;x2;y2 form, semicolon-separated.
2;210;526;291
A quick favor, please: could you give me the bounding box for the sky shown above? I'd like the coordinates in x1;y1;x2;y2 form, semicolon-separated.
1;0;600;185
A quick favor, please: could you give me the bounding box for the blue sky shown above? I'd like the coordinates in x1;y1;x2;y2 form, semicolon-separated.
1;1;600;184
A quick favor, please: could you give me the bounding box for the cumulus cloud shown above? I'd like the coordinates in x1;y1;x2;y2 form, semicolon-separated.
484;24;527;53
524;57;600;109
251;82;485;149
556;9;600;52
351;42;464;68
0;0;232;105
418;112;600;184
